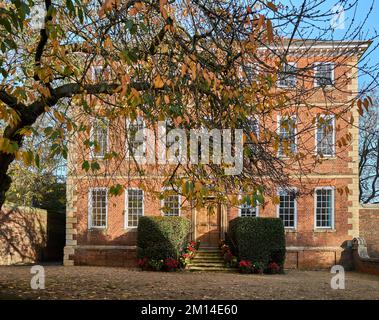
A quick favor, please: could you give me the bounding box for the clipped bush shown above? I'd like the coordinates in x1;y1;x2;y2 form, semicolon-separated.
229;217;286;269
137;216;191;261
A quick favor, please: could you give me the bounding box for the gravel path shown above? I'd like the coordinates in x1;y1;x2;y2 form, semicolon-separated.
1;265;379;300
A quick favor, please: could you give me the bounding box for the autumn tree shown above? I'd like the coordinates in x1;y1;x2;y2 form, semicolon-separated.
0;0;378;208
360;92;379;203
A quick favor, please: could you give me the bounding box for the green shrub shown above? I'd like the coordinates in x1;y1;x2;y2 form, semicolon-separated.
229;217;286;268
137;216;191;260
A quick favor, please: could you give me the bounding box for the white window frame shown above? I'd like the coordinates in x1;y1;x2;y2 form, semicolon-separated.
315;114;335;157
277;62;297;88
314;187;335;230
88;187;108;229
277;115;297;157
314;62;334;87
91;65;112;82
124;188;144;229
125;117;147;160
239;62;259;83
276;188;297;230
247;116;260;140
238;193;260;217
91;65;103;82
90;117;109;159
160;187;181;216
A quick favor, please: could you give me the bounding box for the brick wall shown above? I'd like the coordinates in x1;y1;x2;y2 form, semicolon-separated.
0;206;47;265
64;51;363;269
359;205;379;257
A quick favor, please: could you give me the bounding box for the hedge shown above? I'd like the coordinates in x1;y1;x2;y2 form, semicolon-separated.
229;217;286;268
137;216;191;260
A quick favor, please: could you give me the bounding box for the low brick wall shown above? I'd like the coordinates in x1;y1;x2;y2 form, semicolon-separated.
285;246;352;270
72;246;137;267
0;206;47;265
359;204;379;257
352;237;379;276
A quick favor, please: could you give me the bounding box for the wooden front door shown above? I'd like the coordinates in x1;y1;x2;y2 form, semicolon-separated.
196;203;221;247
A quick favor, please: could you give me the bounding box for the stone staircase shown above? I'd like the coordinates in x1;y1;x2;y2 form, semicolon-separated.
188;246;237;272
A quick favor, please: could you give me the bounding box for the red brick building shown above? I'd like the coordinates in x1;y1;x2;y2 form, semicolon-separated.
64;40;370;269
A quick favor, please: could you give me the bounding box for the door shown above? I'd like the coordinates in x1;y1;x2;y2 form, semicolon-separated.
196;203;221;247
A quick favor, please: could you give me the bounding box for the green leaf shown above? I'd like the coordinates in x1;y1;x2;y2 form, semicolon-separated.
34;153;40;168
90;161;100;171
82;160;90;171
0;18;12;33
110;184;123;196
66;0;75;14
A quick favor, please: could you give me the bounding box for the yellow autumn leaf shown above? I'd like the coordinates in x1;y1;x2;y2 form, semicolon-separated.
153;74;165;89
266;19;274;43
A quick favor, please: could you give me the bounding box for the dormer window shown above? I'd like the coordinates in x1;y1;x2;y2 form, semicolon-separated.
314;63;334;87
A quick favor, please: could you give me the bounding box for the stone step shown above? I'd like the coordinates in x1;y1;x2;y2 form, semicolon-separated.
189;262;226;267
191;260;225;265
188;266;237;272
196;255;222;258
197;250;221;255
192;258;224;263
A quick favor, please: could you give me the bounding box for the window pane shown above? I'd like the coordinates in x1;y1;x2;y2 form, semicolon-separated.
279;117;296;156
127;189;143;227
278;190;296;228
316;189;333;228
163;193;180;216
91;119;108;158
127;118;145;157
316;116;334;156
278;63;296;87
90;189;107;228
316;63;333;86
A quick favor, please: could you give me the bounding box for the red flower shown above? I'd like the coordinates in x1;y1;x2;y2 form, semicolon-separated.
164;258;179;269
239;260;251;268
138;257;148;268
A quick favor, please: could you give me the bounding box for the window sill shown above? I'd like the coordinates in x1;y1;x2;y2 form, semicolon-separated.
314;228;336;233
285;229;297;233
315;155;336;160
315;85;334;90
123;228;138;233
88;228;107;232
278;155;297;160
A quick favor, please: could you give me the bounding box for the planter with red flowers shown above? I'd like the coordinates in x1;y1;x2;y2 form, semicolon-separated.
237;260;283;275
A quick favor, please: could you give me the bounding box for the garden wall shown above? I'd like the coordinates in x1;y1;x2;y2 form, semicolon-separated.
0;205;47;265
73;246;137;267
359;204;379;257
